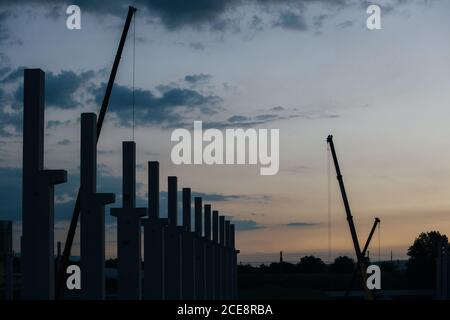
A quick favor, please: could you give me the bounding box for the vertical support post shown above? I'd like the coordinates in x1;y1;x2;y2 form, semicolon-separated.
165;176;182;299
224;220;230;299
212;210;219;300
443;242;449;299
80;113;115;300
181;188;195;299
168;177;178;226
143;161;165;300
204;204;214;299
219;215;225;299
21;69;67;300
194;197;205;299
230;224;237;299
0;221;13;300
111;142;146;299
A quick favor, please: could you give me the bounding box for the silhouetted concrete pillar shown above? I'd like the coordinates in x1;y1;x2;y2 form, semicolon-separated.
165;176;182;299
181;188;195;299
111;142;146;300
204;204;214;299
80;113;115;300
212;210;220;300
194;197;205;299
219;215;225;299
224;220;231;299
21;69;67;300
230;224;238;299
0;221;13;300
437;240;450;299
143;161;165;300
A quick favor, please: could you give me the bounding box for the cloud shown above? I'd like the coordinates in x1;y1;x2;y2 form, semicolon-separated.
285;222;319;227
337;20;353;28
0;165;126;223
0;10;21;45
0;65;224;133
0;10;11;44
228;115;250;123
0;108;21;137
57;139;71;146
192;192;241;202
47;120;71;129
0;167;21;221
274;11;308;31
189;42;205;51
0;0;434;36
184;73;212;84
230;219;265;231
13;69;96;110
93;83;222;128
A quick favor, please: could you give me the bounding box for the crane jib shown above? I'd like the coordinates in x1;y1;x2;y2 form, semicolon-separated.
55;6;137;300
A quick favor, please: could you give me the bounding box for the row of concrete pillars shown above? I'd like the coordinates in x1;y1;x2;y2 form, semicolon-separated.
140;162;238;300
20;69;238;300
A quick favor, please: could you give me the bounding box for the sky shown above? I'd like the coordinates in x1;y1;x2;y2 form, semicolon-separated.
1;0;450;264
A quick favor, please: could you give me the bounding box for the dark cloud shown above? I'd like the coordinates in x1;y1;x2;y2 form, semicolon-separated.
313;14;329;28
0;167;21;220
0;100;21;137
337;20;353;28
1;67;96;111
184;73;212;84
46;119;71;129
270;106;284;112
231;219;265;231
286;222;319;227
274;11;308;31
0;0;433;34
0;66;224;132
0;67;97;137
57;138;71;145
228;115;250;123
13;69;95;110
0;163;126;223
93;83;222;128
204;110;301;129
189;42;205;51
192;192;241;202
0;10;17;45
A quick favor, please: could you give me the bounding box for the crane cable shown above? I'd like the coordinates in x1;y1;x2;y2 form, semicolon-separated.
378;219;381;262
327;143;332;264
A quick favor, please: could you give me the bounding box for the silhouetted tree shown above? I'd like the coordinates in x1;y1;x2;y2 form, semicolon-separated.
297;256;326;273
329;256;355;274
407;231;448;289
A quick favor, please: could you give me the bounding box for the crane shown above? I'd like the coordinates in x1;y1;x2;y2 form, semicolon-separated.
345;217;380;297
326;135;373;300
56;6;137;299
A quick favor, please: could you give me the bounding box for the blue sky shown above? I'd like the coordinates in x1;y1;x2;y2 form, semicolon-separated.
1;0;450;263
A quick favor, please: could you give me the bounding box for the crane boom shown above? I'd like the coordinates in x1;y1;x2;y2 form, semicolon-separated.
345;217;380;297
56;6;137;299
327;135;373;300
362;217;380;256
